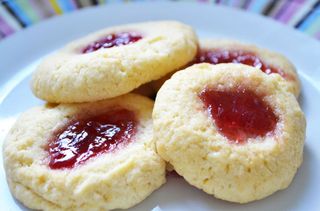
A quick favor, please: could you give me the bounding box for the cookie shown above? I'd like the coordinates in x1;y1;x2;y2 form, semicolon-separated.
31;21;198;103
3;94;166;210
146;39;300;98
154;63;305;203
196;39;300;97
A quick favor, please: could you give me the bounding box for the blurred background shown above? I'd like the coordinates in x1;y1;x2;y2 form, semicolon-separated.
0;0;319;41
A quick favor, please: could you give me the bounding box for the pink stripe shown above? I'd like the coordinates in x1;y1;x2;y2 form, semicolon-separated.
0;15;15;36
29;0;55;18
29;0;47;18
277;0;305;23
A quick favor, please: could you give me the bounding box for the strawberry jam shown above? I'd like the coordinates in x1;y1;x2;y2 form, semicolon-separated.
194;50;287;78
199;88;278;144
82;32;142;53
47;109;137;169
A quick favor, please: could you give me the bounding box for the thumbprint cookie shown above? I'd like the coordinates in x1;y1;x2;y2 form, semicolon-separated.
153;63;305;203
3;94;165;210
31;21;198;103
194;39;300;97
147;39;300;98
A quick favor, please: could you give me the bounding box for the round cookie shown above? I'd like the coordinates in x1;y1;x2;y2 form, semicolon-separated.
31;21;198;103
196;39;300;97
3;94;166;210
147;39;300;98
154;63;305;203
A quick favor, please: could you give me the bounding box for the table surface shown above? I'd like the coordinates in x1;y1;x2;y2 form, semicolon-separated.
0;0;319;42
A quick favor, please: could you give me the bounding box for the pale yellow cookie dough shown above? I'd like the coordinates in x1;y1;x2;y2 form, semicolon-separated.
148;39;300;97
154;63;305;203
31;21;198;103
200;39;300;97
3;94;166;210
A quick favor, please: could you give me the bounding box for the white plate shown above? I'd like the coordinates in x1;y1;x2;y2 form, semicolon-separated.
1;2;320;211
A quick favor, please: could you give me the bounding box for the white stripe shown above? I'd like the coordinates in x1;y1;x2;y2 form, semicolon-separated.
0;5;22;31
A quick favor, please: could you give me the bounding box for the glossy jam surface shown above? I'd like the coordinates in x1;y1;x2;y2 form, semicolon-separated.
199;88;278;143
194;50;286;78
82;32;142;53
48;109;137;169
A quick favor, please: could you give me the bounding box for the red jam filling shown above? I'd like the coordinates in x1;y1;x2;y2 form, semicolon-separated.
82;32;142;53
199;88;278;144
47;109;137;169
194;50;287;78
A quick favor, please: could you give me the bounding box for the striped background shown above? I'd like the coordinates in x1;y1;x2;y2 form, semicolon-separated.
0;0;319;41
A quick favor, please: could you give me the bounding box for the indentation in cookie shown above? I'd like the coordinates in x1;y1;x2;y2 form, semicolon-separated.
82;32;143;53
47;108;137;169
194;50;290;79
199;87;278;143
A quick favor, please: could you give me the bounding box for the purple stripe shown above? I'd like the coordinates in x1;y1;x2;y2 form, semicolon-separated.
273;0;290;19
315;31;320;40
243;0;252;9
71;0;79;9
0;15;15;35
247;0;257;10
232;0;244;7
277;0;305;23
